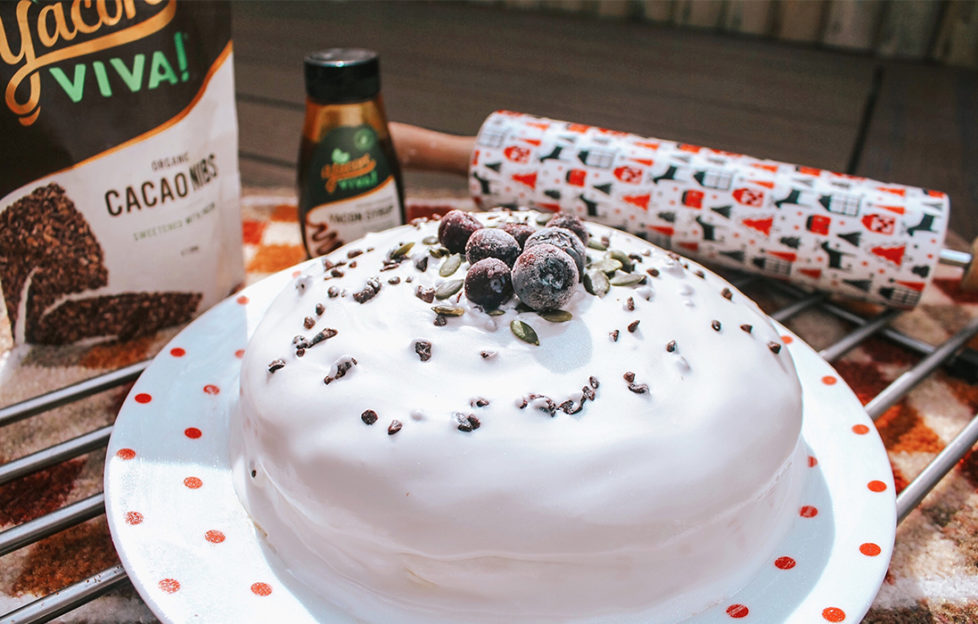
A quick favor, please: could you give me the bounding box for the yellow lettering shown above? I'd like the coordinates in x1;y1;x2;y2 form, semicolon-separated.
38;3;78;48
71;0;102;35
97;0;124;26
3;0;178;125
0;1;33;65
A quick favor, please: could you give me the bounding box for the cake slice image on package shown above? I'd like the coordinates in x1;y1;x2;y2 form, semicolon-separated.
0;0;243;346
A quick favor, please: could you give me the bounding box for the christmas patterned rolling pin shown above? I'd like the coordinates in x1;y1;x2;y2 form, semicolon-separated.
391;112;973;308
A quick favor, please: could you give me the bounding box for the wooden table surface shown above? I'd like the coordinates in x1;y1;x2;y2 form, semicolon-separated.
230;0;977;244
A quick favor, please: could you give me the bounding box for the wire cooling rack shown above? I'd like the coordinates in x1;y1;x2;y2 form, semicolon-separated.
2;267;978;624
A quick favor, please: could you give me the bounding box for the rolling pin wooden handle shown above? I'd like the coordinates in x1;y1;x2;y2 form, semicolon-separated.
389;122;473;176
959;237;978;292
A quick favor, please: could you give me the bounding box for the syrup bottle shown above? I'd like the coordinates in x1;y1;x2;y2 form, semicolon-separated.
297;48;405;257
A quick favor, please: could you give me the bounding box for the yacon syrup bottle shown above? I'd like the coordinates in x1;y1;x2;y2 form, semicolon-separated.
297;49;405;257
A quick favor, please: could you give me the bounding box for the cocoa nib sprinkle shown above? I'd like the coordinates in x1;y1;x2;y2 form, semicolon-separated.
470;397;490;408
303;316;315;329
414;340;432;362
610;329;620;342
628;382;650;394
666;340;677;352
388;276;401;285
330;268;345;278
582;385;595;401
455;412;481;432
647;267;660;278
589;376;599;389
433;315;447;326
301;327;338;349
414;255;429;272
315;303;325;315
267;358;285;373
353;277;382;303
627;320;640;333
740;324;753;334
694;269;705;279
480;350;497;360
324;356;358;384
347;249;363;259
711;320;722;332
415;285;435;303
721;287;733;301
349;260;358;269
768;341;782;354
625;296;635;312
624;371;635;383
361;409;378;425
388;420;403;435
328;286;341;298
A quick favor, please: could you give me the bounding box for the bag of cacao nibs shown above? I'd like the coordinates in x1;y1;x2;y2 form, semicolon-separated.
0;0;243;347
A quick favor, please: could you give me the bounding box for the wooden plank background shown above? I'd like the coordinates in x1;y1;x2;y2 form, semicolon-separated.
231;1;977;243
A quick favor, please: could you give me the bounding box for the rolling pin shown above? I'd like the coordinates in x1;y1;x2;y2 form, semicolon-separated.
391;112;977;309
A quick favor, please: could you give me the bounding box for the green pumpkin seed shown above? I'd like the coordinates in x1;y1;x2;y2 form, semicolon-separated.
432;305;464;317
609;250;633;273
391;241;414;259
435;279;464;299
429;246;448;258
487;308;506;316
590;258;622;275
536;212;552;225
539;310;572;323
510;319;540;345
587;238;608;251
439;253;462;277
610;273;646;287
583;270;610;297
515;301;535;314
422;235;439;245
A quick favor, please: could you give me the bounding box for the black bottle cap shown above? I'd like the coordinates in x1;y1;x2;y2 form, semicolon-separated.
304;48;381;103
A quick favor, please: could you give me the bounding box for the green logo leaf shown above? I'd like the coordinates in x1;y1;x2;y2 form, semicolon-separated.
331;148;350;164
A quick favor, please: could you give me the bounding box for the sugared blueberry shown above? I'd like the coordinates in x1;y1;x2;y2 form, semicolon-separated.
464;258;513;308
438;210;483;254
545;213;589;245
465;228;521;267
523;227;586;277
511;243;579;311
500;222;536;248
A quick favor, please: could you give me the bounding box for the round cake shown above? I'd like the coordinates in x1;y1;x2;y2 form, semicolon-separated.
230;210;806;623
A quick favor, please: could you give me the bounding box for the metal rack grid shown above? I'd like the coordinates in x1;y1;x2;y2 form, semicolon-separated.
2;270;978;624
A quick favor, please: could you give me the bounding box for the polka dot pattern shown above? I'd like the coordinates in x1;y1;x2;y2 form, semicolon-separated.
860;543;881;557
726;604;749;618
159;578;180;594
775;556;796;570
103;281;894;623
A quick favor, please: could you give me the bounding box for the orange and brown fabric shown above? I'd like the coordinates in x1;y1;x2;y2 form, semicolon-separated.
1;191;977;622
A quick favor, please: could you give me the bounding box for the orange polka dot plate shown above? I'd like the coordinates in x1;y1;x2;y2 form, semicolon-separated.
105;264;896;623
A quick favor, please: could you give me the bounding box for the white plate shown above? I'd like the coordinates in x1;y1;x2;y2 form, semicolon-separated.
105;261;896;624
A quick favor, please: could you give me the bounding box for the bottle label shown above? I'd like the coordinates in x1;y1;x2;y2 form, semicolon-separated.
300;124;401;256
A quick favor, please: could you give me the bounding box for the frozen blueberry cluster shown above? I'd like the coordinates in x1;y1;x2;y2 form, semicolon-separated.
438;210;588;311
